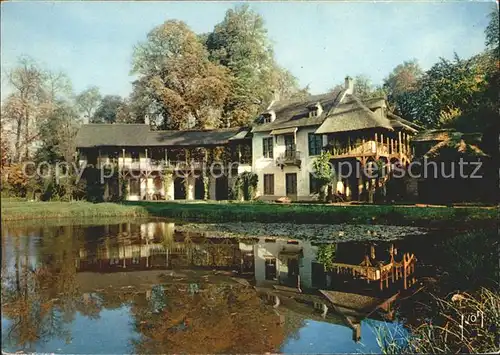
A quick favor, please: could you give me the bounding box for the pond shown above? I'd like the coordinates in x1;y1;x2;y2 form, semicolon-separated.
0;219;464;354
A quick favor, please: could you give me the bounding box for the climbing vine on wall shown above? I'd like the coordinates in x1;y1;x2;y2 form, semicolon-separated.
203;174;209;200
312;151;335;201
316;244;337;271
232;172;258;201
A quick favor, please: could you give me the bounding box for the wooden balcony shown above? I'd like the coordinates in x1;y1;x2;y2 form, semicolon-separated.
329;141;412;161
276;149;302;168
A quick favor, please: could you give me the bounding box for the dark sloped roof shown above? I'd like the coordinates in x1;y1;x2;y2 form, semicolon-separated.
425;139;488;158
251;90;344;133
412;129;456;142
75;124;248;148
315;94;394;134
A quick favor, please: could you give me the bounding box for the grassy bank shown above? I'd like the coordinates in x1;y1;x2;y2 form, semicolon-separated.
2;199;496;227
1;200;148;221
123;201;498;228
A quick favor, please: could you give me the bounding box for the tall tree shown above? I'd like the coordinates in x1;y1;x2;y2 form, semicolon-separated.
37;100;80;164
75;87;102;123
4;56;47;161
132;20;231;130
205;5;302;126
484;6;499;56
411;54;488;128
92;95;124;124
383;60;423;122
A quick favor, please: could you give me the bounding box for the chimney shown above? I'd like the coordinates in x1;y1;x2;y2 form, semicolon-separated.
266;90;280;110
344;76;354;94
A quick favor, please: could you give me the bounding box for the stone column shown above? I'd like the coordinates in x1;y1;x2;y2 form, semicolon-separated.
164;172;174;201
186;174;195;200
209;176;217;200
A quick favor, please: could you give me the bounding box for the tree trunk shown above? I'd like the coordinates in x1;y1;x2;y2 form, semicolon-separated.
15;118;22;162
23;106;30;160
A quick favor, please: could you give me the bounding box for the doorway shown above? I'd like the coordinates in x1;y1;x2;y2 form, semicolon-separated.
174;177;186;200
215;175;229;200
285;173;297;196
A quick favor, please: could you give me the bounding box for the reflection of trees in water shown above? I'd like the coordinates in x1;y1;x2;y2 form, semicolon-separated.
131;283;285;354
1;225;105;350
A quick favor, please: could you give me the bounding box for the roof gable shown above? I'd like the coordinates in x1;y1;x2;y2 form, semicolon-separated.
315;94;394;134
251;90;344;133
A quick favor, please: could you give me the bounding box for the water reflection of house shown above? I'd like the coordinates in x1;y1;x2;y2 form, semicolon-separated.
253;238;318;289
76;222;254;273
311;242;417;295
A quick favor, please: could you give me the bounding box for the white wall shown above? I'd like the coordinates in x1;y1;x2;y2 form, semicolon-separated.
252;127;322;201
253;237;318;289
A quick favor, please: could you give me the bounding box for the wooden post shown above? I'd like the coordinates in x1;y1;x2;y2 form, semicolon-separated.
403;253;408;290
380;134;384;152
347;136;351;154
98;148;101;169
362;137;365;154
398;131;403;154
145;149;148;200
386;136;390;155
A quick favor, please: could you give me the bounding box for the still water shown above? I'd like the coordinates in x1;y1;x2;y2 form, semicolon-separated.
1;220;414;354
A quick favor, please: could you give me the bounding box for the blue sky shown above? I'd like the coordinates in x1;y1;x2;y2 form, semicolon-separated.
1;1;494;100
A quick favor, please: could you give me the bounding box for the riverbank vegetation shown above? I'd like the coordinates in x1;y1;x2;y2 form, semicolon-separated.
124;201;497;228
2;199;497;227
377;228;499;353
1;199;147;221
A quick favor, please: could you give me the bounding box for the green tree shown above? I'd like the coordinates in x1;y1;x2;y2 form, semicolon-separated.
75;86;102;123
92;95;124;124
132;20;231;130
206;5;303;126
331;74;385;99
484;6;499;56
383;59;423;122
412;54;489;128
312;151;334;201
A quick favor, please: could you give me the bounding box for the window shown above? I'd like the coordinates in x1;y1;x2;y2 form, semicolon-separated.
265;258;277;280
131;151;140;162
310;173;321;194
263;174;274;195
309;109;318;118
308;133;323;156
263;114;272;123
262;137;273;158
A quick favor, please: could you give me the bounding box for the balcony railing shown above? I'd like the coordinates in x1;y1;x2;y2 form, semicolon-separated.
329;141;396;157
276;149;302;167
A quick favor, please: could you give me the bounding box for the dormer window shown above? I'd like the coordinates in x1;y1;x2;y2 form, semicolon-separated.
308;102;323;118
262;110;276;124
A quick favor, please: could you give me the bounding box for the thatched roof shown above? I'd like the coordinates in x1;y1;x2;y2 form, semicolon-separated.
425;138;488;158
75;124;250;148
412;129;456;142
252;89;415;135
251;90;344;133
315;94;394;134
